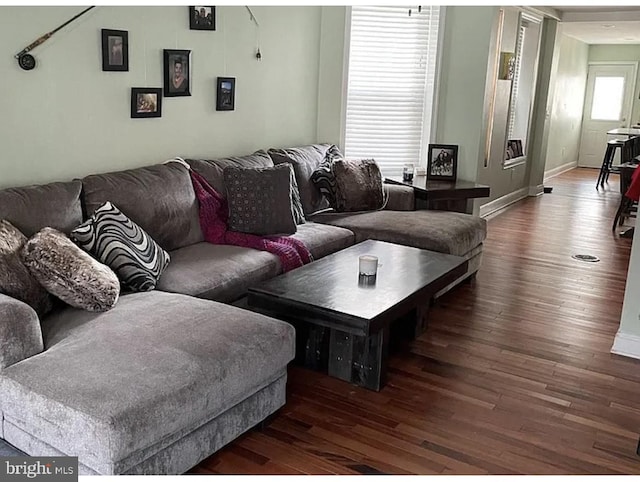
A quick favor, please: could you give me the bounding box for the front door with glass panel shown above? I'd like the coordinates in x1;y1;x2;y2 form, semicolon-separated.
578;63;637;168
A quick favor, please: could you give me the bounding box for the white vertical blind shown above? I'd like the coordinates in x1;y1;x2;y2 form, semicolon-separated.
344;6;440;175
507;24;526;140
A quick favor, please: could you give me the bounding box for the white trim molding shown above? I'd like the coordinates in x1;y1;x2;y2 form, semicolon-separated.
479;187;528;218
544;161;578;182
611;332;640;359
528;184;544;197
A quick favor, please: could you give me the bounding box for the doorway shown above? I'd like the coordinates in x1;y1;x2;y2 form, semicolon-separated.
578;62;637;168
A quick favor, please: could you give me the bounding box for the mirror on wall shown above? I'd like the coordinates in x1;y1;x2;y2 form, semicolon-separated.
503;12;542;168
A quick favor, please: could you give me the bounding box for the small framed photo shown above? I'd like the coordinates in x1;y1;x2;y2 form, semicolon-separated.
189;6;216;30
101;29;128;72
427;144;458;181
131;88;162;118
216;77;235;111
499;52;515;80
164;49;191;97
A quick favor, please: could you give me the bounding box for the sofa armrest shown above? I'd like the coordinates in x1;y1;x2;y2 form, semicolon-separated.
384;184;415;211
0;293;44;370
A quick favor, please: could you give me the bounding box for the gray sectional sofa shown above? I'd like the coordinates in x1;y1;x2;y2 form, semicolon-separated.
0;144;486;474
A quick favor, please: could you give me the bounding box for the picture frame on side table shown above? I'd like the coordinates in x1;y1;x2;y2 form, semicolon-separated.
101;29;128;72
216;77;235;111
189;6;216;30
164;49;191;97
427;144;458;181
131;88;162;118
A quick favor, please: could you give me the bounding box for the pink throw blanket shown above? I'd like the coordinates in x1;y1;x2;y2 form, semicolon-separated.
189;169;313;272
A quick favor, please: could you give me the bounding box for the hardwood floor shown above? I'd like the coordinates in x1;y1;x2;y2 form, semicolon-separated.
192;168;640;475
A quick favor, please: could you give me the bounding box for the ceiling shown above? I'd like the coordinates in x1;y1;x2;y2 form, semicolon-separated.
552;6;640;44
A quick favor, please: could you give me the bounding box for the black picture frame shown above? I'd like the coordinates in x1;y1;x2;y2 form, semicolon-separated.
101;29;128;72
189;6;216;30
216;77;235;111
163;49;191;97
427;144;458;181
131;88;162;118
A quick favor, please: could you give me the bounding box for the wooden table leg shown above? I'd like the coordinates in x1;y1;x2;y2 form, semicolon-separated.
415;303;429;338
328;327;389;391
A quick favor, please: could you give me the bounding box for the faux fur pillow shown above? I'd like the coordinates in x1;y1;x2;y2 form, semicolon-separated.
0;220;53;317
333;158;385;212
22;228;119;312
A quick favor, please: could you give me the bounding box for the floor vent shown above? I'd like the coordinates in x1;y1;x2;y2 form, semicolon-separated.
571;254;600;263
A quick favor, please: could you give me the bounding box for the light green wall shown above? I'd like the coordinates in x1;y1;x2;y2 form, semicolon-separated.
589;44;640;125
435;6;498;184
316;6;347;146
544;33;589;174
0;6;322;189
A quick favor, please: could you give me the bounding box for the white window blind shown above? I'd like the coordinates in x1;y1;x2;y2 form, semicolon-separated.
507;23;526;140
344;6;440;175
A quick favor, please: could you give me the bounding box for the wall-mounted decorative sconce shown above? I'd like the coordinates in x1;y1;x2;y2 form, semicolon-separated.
245;6;262;61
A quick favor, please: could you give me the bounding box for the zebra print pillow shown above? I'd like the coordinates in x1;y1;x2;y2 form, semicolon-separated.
310;145;342;208
71;202;170;292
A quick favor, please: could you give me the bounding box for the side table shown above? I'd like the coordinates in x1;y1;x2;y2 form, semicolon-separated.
386;175;490;214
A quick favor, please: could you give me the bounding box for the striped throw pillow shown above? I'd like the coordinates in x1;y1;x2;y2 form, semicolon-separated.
310;145;342;208
71;202;170;292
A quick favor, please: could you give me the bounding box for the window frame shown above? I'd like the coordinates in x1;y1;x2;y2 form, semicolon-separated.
340;6;446;174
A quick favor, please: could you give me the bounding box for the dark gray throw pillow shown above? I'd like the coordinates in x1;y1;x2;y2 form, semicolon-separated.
21;228;119;312
224;164;298;236
71;202;170;292
0;220;53;317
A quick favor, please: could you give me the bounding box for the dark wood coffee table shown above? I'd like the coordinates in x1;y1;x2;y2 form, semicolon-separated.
247;240;468;391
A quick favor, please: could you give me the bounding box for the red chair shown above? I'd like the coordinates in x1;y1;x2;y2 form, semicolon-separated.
613;164;640;231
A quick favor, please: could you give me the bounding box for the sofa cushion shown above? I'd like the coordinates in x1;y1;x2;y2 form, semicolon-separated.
268;144;341;216
383;184;415;211
72;202;170;292
311;210;487;257
0;220;53;317
81;163;203;251
187;150;274;198
0;290;295;473
155;243;280;302
224;165;297;236
0;181;82;237
22;228;119;312
289;222;355;260
0;293;44;371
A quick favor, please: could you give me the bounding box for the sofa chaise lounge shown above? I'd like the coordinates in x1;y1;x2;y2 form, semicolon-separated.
0;144;486;474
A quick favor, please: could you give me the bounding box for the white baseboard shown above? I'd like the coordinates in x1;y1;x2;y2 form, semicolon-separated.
528;184;544;197
544;161;577;182
611;332;640;359
479;187;529;218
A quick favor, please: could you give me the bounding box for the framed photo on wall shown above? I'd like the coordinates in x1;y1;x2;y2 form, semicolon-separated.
131;88;162;118
427;144;458;181
101;29;128;72
216;77;235;111
163;49;191;97
189;6;216;30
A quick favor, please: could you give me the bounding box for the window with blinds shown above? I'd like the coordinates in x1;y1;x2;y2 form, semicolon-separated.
343;6;441;175
507;24;526;140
